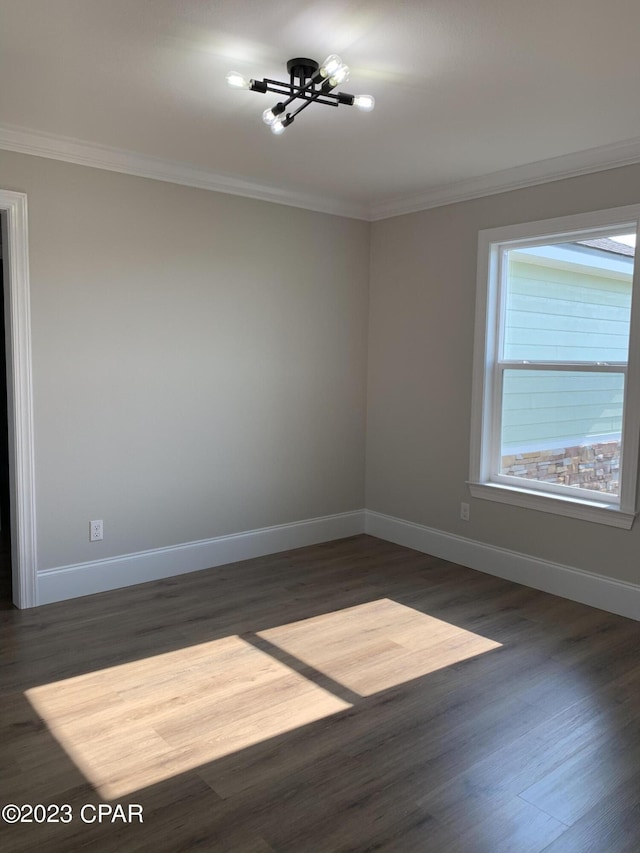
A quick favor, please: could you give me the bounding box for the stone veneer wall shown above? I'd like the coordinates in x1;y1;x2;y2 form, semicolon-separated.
501;440;620;494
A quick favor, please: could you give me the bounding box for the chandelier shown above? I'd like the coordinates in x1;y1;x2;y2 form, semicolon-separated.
226;55;375;134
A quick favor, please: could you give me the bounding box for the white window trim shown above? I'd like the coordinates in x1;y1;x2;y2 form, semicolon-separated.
469;205;640;530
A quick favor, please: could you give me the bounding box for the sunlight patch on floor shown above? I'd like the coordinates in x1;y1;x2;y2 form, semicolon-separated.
25;599;501;798
25;634;350;798
258;598;503;696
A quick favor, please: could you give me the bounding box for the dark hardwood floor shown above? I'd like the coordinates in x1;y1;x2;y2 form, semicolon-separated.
1;534;639;852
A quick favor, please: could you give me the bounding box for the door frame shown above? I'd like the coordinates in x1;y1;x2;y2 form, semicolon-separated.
1;190;37;608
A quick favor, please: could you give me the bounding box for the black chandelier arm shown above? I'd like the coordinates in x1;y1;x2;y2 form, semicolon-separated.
286;88;325;121
285;83;357;121
256;74;319;111
252;78;353;108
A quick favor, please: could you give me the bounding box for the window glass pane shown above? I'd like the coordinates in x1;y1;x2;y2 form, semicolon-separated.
503;233;635;362
500;370;624;496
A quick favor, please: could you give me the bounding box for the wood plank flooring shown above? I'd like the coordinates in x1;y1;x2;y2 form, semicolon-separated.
1;534;639;852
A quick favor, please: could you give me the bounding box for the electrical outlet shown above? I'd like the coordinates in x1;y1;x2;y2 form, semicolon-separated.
90;519;103;541
460;502;470;522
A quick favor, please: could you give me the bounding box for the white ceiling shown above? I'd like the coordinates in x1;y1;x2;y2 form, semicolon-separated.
2;0;640;219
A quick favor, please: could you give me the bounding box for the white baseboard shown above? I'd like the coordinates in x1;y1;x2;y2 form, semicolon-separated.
37;510;365;606
365;510;640;622
35;507;640;621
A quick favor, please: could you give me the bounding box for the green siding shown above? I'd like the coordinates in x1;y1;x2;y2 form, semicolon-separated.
504;259;631;362
502;370;624;449
501;252;631;452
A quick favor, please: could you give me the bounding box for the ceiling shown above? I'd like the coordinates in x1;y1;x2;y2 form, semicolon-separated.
2;0;640;219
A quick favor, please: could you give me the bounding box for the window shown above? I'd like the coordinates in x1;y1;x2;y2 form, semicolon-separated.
469;206;640;529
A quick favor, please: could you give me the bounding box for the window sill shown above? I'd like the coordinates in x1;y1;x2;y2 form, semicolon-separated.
467;482;636;529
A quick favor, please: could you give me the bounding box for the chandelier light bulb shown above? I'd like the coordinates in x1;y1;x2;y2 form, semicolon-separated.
329;64;350;87
353;94;375;112
320;54;343;78
262;103;285;125
226;71;250;89
271;118;286;135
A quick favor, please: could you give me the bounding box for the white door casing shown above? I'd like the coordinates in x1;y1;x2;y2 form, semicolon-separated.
1;190;37;608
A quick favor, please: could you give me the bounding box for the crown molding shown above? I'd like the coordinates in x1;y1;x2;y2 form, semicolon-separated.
368;135;640;221
3;123;640;223
0;123;369;220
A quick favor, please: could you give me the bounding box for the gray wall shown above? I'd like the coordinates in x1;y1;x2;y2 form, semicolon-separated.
366;163;640;586
0;151;369;570
2;147;639;588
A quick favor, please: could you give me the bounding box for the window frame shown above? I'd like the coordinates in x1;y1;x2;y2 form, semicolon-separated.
469;205;640;530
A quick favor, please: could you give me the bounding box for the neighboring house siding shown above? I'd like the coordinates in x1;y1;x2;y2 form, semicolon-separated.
502;370;624;449
502;254;631;453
